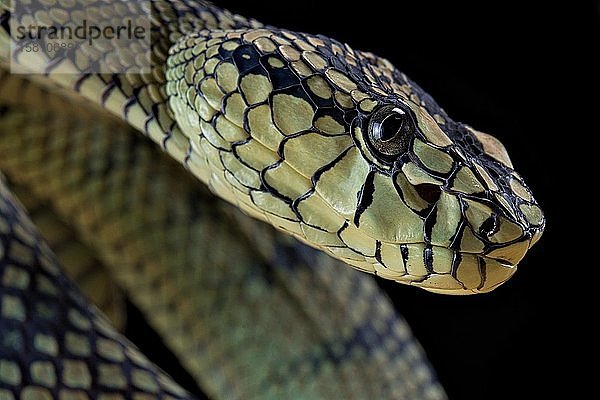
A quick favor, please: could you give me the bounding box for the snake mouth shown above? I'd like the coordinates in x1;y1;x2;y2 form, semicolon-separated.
418;252;518;295
483;256;515;269
361;240;523;295
441;233;537;294
400;237;531;295
357;235;531;295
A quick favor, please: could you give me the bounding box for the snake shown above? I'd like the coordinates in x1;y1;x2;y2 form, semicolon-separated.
0;1;545;399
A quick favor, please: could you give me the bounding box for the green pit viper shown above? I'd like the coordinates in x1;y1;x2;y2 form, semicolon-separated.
0;1;545;399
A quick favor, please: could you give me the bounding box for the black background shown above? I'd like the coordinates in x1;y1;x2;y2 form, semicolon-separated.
127;1;593;399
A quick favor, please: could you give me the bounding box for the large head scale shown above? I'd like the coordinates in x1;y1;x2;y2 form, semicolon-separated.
166;27;545;294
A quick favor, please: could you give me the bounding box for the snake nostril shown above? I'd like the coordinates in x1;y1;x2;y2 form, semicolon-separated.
479;215;499;237
415;183;441;204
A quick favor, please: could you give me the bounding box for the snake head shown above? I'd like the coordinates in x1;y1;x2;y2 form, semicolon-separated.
166;28;544;294
355;97;545;294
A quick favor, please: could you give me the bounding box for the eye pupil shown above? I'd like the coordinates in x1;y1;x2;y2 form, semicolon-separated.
367;105;414;159
378;113;405;142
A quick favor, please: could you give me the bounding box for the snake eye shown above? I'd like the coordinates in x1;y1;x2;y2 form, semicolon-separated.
367;105;414;158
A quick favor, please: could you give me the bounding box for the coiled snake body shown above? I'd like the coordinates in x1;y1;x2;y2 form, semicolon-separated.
0;1;544;399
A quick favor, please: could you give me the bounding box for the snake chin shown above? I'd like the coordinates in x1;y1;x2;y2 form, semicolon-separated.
420;253;518;296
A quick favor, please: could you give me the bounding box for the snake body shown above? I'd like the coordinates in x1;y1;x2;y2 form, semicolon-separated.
0;1;544;399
